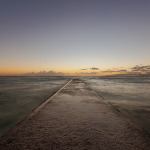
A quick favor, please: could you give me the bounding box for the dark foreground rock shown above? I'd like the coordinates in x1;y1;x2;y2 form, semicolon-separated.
0;79;150;150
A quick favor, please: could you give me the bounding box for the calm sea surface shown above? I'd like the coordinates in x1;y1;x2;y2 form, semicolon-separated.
81;76;150;133
0;76;71;136
0;76;150;136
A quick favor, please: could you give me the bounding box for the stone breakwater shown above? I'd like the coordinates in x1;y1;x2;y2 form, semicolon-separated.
0;78;150;150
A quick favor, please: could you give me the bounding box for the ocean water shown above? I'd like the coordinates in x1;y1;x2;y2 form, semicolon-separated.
81;76;150;133
0;76;71;136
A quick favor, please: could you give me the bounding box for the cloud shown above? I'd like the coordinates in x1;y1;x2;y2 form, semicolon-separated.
101;65;150;76
129;65;150;76
131;65;150;72
101;69;127;73
76;72;99;75
90;67;99;70
80;67;99;70
23;70;65;76
81;68;88;70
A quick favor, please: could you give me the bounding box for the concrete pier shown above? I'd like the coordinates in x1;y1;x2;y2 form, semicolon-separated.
0;79;150;150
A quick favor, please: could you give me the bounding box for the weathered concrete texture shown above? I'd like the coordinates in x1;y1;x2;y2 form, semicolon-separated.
0;79;150;150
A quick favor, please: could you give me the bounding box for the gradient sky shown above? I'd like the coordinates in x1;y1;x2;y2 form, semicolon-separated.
0;0;150;75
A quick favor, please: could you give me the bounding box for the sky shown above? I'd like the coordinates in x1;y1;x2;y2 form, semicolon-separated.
0;0;150;76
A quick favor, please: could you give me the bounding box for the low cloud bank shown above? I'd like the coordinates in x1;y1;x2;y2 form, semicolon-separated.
81;68;88;70
131;65;150;73
81;67;99;70
101;65;150;76
23;71;65;76
22;65;150;76
90;67;99;70
76;72;99;75
102;69;127;73
79;65;150;76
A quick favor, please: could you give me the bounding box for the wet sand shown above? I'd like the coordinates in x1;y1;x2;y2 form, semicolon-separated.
0;78;150;150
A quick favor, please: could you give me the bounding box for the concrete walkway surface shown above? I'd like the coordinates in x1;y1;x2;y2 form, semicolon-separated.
0;78;150;150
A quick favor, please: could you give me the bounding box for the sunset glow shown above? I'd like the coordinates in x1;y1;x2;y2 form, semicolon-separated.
1;0;150;76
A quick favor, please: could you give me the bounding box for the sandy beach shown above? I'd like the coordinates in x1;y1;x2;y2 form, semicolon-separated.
0;78;150;150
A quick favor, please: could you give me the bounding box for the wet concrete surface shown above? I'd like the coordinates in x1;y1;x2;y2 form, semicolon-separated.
0;78;150;150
